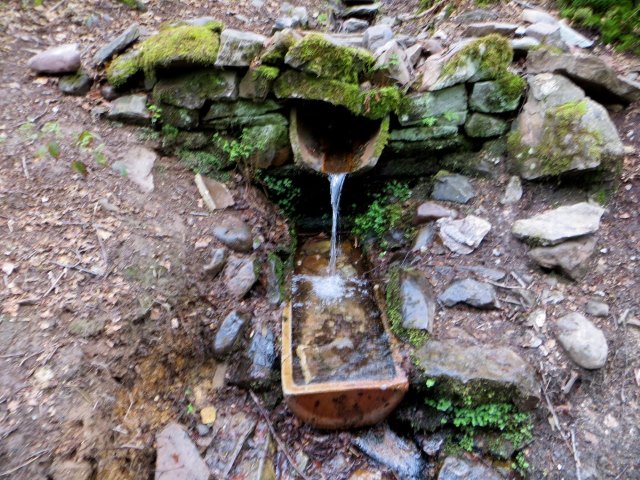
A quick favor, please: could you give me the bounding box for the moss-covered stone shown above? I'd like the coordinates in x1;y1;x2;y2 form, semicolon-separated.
284;33;374;83
205;100;282;120
274;70;401;120
205;113;288;130
386;268;429;348
260;29;300;66
398;85;468;127
242;124;291;168
159;104;199;129
239;66;280;101
387;135;469;157
390;125;459;142
469;72;526;113
107;50;142;89
464;113;509;138
152;70;238;109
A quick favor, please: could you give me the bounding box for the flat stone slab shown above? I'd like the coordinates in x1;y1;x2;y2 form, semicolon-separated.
555;312;608;369
155;423;209;480
437;215;491;255
528;236;597;281
512;202;604;245
413;339;541;409
112;146;156;193
27;43;81;74
431;174;475;204
195;174;234;211
93;23;140;66
415;201;457;224
438;278;498;309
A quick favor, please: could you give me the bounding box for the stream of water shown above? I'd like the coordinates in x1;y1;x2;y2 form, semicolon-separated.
328;173;347;275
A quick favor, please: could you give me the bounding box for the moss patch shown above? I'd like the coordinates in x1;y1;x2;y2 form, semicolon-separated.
107;50;142;89
442;34;513;82
386;268;429;347
285;33;374;83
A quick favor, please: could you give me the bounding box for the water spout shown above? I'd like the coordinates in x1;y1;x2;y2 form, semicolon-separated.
328;173;347;275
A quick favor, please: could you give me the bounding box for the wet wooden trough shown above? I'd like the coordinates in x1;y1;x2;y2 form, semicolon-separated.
281;239;408;429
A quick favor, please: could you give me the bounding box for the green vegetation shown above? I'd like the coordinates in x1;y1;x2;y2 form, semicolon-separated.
106;51;142;89
147;103;162;126
316;13;329;26
386;268;429;347
177;148;231;179
255;173;301;218
560;0;640;55
442;34;513;81
352;181;411;248
115;0;145;10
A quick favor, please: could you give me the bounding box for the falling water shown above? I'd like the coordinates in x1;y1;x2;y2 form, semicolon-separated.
328;173;347;275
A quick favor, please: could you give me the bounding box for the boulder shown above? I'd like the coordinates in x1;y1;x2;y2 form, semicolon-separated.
469;73;526;112
431;173;475;204
528;236;597;280
414;201;457;223
212;216;253;252
464;112;509;138
508;73;624;179
214;311;248;356
155;423;209;480
555;312;608;369
215;29;266;67
398;84;468;127
195;174;234;211
417;35;513;92
413;339;540;409
437;215;491;255
27;43;81;74
223;256;258;298
438;278;498;309
527;49;640;103
512;202;604;245
93;23;140;66
59;71;92;95
363;25;393;52
153;70;238;110
373;40;413;86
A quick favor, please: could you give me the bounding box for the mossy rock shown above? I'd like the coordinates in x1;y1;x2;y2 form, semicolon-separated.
159;104;199;129
204;112;288;130
389;125;459;142
464;113;509;138
107;50;142;89
243;124;291;168
260;29;301;66
284;33;375;83
469;72;526;113
398;85;468;127
273;70;401;120
386;135;469;157
152;70;238;109
239;66;280;101
203;100;286;129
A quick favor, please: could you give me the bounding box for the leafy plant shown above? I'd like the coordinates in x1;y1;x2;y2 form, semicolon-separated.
147;103;163;126
177;148;230;179
256;173;301;218
316;12;328;26
420;116;438;127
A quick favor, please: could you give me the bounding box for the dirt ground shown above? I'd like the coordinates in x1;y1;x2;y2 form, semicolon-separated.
0;0;639;479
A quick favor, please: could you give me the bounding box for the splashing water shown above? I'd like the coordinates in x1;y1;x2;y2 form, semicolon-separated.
328;173;347;275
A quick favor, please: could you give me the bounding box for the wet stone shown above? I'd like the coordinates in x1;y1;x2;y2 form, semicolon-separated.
265;256;283;305
214;311;248;357
27;43;81;74
203;247;227;276
229;327;276;389
528;236;597;281
399;270;436;332
155;422;209;480
353;425;425;479
212;216;253;253
438;278;498;309
431;174;475;204
59;71;92;95
413;339;541;409
93;23;140;66
415;201;458;224
107;94;151;125
437;456;502;480
586;300;609;318
555;312;608;369
223;256;258;298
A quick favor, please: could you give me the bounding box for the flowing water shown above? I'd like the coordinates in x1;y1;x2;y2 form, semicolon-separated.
328;173;347;275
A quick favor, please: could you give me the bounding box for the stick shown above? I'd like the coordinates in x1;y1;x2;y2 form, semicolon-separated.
93;225;109;276
222;419;257;478
571;429;582;480
0;449;50;477
51;261;99;276
40;268;66;299
0;352;25;359
398;0;446;22
19;349;45;367
21;157;30;180
249;391;310;480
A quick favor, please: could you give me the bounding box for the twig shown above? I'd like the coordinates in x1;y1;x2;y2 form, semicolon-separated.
222;418;257;478
539;362;563;434
562;371;579;396
0;449;50;477
571;429;582;480
93;225;110;277
19;349;45;367
51;261;99;276
0;352;25;359
21;157;30;180
249;391;310;480
510;271;527;288
398;0;446;22
485;279;523;290
40;268;66;299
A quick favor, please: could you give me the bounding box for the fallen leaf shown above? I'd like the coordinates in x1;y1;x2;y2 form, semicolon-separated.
200;406;217;425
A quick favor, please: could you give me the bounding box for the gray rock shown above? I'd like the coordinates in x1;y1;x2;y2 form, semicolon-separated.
376;15;398;27
265;256;283;305
342;18;369;33
555;312;608;369
353;426;425;480
509;73;624;179
512;202;604;245
100;84;118;101
203;247;227;276
417;432;446;456
155;423;209;480
415;201;457;223
112;146;156;193
458;265;506;282
511;36;541;52
229;326;276;389
452;9;499;24
93;23;140;66
406;43;423;66
464;112;509;138
558;20;594;49
214;311;248;356
528;236;597;280
223;256;258;298
586;300;609;318
291;6;308;27
437;456;502;480
59;71;92;95
153;71;238;109
273;16;298;31
27;43;81;74
413;339;540;408
522;9;557;25
470;79;524;113
363;25;393;52
196;424;210;436
412;225;436;252
527;49;640;103
195;174;234;211
212;216;253;252
399;270;436;332
50;459;93;480
107;94;150;125
324;33;365;49
464;22;520;37
438;215;491;255
181;16;221;26
398;84;467;127
438;278;498;309
374;40;413;86
432;174;475;204
525;22;566;50
340;3;381;18
421;38;444;56
500;175;523;205
215;29;266;67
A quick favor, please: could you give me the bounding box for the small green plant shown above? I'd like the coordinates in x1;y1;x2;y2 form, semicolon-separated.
425;378;436;388
41;121;62;137
316;12;328;26
420;116;438;127
177;148;230;179
352;181;411;248
215;133;254;164
256;173;301;218
76;130;95;151
513;451;530;474
147;104;163;126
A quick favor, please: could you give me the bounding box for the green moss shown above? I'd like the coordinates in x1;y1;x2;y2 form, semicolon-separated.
138;25;220;76
285;33;375;83
373;116;390;158
386;268;428;347
253;65;280;82
274;70;401;120
495;71;526;104
260;30;299;66
153;70;233;109
442;34;513;81
107;50;142;88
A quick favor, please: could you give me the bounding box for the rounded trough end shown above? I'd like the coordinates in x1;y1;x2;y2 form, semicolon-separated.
289;105;390;174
